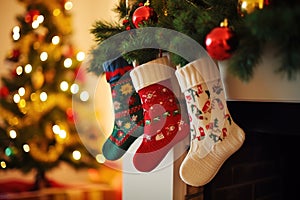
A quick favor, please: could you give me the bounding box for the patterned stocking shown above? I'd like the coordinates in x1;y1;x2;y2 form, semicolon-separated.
102;57;144;160
130;56;189;172
175;57;245;186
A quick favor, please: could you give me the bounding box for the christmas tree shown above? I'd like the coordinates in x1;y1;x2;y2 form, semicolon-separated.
0;0;101;189
88;0;300;82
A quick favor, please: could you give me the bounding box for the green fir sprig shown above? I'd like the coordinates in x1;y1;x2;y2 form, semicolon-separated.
89;0;300;81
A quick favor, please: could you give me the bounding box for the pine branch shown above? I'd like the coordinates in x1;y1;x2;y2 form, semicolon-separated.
90;21;124;43
88;0;300;81
228;33;262;82
113;0;129;19
277;38;300;80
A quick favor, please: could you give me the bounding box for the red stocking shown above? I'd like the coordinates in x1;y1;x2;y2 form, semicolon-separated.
130;57;189;172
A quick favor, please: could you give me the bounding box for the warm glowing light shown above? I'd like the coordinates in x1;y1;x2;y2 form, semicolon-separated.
37;15;44;24
70;84;79;94
59;129;67;139
13;32;20;41
31;15;44;29
40;52;48;61
40;92;48;102
64;58;72;68
80;91;89;102
24;64;32;73
96;154;106;163
52;124;60;134
19;99;26;108
60;81;69;91
72;150;81;160
241;2;248;9
30;93;37;101
32;20;39;29
76;51;85;61
23;144;30;152
64;1;73;10
53;8;61;16
13;26;21;40
13;94;21;103
13;26;20;33
16;66;23;75
18;87;25;96
52;36;60;45
9;130;17;139
0;161;6;169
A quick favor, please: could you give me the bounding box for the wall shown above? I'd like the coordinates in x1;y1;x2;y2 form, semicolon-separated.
218;43;300;102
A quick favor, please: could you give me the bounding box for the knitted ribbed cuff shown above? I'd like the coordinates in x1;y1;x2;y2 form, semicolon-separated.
175;57;219;93
130;56;174;92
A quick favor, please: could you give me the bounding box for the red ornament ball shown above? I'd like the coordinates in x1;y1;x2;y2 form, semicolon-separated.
205;27;238;60
132;5;157;28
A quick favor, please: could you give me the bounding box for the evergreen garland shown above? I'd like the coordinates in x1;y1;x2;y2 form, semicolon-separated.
88;0;300;82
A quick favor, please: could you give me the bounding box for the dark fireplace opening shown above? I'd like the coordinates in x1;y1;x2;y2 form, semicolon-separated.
201;101;300;200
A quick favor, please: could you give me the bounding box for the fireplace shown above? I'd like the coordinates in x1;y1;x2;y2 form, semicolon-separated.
185;101;300;200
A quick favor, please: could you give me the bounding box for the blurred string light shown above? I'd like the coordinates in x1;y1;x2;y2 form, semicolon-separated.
24;64;32;73
18;87;25;96
16;66;23;75
58;129;67;139
32;19;39;29
52;35;60;45
72;150;81;160
80;91;89;102
53;8;61;16
0;161;6;169
40;52;48;61
64;58;72;68
52;124;60;134
76;51;85;61
30;93;38;101
13;94;20;103
23;144;30;152
60;81;69;91
64;1;73;10
52;124;67;139
5;147;13;157
32;15;44;29
70;83;79;94
12;26;21;41
36;15;44;23
96;154;106;163
9;130;17;139
40;92;47;102
19;99;26;109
